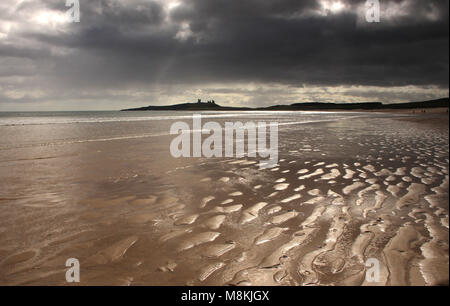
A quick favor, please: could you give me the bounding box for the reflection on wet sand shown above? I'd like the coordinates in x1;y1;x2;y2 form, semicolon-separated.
0;113;448;286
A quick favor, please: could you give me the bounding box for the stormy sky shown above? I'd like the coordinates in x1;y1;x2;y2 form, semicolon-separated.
0;0;448;111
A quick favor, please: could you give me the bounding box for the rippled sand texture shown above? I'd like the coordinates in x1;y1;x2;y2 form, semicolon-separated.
0;114;448;285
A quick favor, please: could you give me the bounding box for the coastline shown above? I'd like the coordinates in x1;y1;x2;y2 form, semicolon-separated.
121;98;449;113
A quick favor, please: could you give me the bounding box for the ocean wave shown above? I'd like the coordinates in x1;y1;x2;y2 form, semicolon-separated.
0;111;363;126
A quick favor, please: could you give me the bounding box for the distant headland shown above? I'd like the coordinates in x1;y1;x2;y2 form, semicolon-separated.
121;97;449;112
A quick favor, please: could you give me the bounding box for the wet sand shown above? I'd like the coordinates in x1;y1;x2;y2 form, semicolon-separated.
0;112;448;286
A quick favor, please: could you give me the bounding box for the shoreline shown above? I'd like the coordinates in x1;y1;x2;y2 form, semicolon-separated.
358;107;449;114
121;107;450;113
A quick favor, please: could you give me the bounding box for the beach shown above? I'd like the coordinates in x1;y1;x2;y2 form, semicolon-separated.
0;111;448;286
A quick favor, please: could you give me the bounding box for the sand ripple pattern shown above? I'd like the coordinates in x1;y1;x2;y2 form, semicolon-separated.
1;116;447;286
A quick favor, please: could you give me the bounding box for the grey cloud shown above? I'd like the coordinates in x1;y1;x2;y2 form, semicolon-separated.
0;0;448;109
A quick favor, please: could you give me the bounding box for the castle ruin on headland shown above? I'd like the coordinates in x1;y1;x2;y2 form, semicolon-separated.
197;99;216;104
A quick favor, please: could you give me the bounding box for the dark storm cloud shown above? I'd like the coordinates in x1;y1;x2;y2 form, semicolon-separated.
39;0;450;86
166;0;449;87
0;0;448;109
